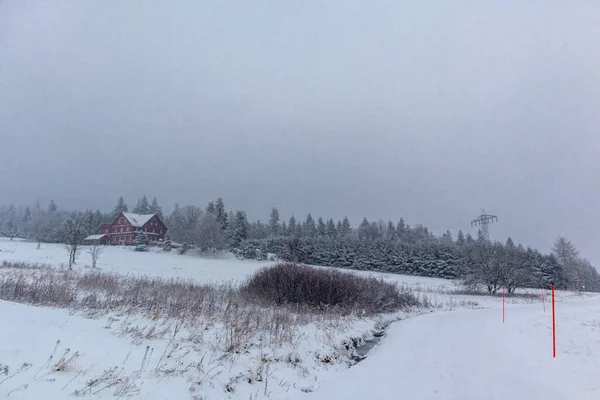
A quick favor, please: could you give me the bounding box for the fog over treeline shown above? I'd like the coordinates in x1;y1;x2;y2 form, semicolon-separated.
1;1;599;264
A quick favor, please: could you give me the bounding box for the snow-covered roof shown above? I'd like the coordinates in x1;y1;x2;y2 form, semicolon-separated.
84;234;107;241
122;213;155;228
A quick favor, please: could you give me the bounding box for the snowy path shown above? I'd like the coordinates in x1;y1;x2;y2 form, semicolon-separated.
302;295;600;400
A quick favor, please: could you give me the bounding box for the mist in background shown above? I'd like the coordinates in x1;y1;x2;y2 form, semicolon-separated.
1;0;599;262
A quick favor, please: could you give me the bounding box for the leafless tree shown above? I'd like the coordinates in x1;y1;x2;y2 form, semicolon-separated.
498;240;532;294
463;242;503;294
62;214;87;270
85;243;105;268
168;205;203;245
195;213;226;254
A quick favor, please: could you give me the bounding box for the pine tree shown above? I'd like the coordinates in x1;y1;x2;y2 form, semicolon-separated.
370;221;382;241
253;220;268;239
93;210;104;232
386;221;396;240
288;215;297;235
317;217;326;237
358;218;370;240
465;233;474;244
457;230;466;246
206;202;216;215
269;208;280;236
295;220;304;237
396;218;406;240
133;195;151;214
230;210;249;247
506;237;515;248
48;200;58;213
215;198;228;231
326;218;337;238
304;214;317;237
552;237;580;289
23;206;31;224
149;197;163;218
112;197;128;218
134;232;149;251
281;221;288;236
476;229;486;243
441;230;453;245
340;217;352;237
5;204;16;237
83;209;94;236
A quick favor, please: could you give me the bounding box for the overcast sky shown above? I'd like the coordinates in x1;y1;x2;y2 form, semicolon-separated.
1;0;599;262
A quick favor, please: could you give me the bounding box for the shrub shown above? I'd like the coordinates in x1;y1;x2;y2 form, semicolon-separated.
241;263;419;314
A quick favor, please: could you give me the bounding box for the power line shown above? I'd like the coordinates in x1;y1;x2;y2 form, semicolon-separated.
471;208;498;242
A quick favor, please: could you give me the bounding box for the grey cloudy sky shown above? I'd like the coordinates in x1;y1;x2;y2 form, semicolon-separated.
0;1;599;262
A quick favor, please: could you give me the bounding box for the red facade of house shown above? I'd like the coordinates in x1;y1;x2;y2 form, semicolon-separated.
100;212;168;245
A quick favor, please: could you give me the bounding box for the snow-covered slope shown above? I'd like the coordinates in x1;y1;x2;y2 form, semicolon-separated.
299;295;600;400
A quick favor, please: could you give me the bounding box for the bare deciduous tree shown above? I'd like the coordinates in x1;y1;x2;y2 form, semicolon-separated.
196;213;226;255
168;205;203;245
463;242;503;294
62;214;87;270
85;243;105;268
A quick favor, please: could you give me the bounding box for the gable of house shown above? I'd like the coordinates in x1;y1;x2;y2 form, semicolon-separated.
122;213;155;228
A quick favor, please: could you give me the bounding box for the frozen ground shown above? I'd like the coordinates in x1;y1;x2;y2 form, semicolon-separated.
0;237;597;399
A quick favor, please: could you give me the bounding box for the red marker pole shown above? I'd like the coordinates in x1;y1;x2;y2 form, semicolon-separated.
542;289;546;313
502;287;505;323
552;284;556;358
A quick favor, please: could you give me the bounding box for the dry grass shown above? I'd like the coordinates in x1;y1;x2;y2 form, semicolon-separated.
0;261;423;354
407;280;544;300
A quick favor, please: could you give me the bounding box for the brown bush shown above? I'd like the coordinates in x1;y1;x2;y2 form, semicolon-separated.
241;263;419;314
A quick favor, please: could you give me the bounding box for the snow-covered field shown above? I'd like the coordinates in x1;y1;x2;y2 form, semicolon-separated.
0;237;598;399
0;238;272;284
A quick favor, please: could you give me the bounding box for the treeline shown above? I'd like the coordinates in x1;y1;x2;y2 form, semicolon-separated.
240;235;600;293
0;195;163;243
238;209;600;293
1;200;598;292
0;201;106;243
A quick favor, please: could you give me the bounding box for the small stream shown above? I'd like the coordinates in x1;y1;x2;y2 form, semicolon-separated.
353;330;386;361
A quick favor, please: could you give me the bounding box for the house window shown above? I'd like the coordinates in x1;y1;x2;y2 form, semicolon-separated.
160;230;163;234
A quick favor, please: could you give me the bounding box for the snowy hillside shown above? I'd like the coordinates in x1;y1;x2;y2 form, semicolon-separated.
0;238;597;399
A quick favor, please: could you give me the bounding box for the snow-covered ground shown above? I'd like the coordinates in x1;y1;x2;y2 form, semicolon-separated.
0;237;598;399
298;295;600;400
0;238;272;284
